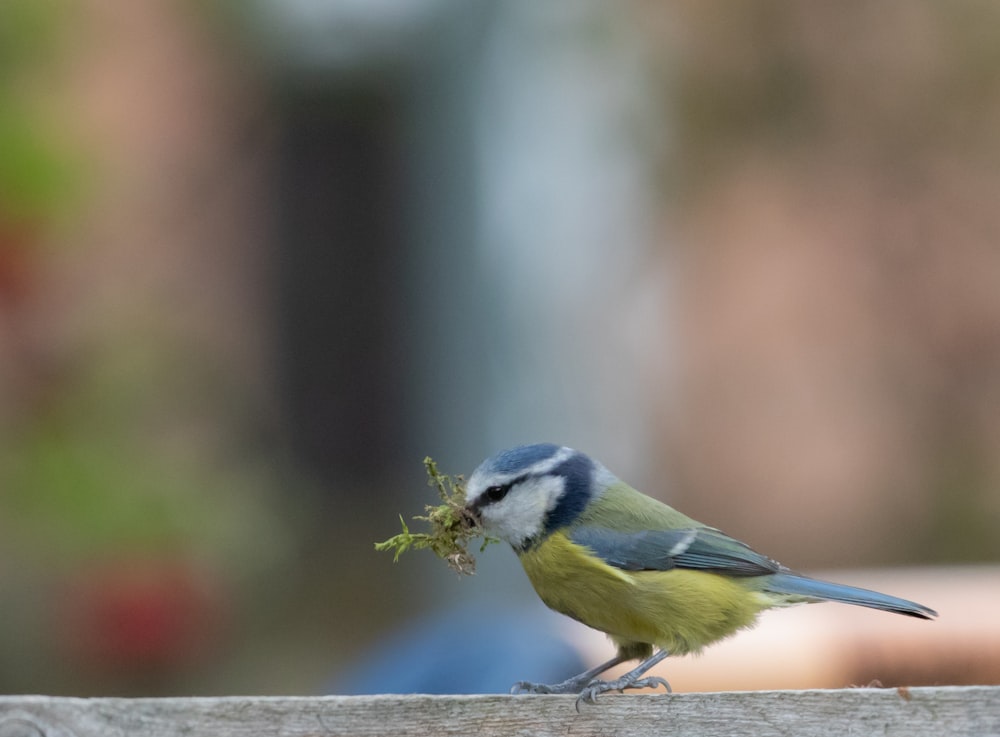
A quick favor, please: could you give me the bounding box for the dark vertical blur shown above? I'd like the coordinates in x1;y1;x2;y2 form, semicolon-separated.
273;88;407;485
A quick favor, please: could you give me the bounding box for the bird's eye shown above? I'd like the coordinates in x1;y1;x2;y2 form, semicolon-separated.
485;484;509;503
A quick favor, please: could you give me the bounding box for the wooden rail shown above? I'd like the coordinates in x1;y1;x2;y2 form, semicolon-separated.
1;687;997;736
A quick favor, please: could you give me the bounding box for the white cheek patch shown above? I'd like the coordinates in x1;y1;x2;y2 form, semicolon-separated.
482;475;566;547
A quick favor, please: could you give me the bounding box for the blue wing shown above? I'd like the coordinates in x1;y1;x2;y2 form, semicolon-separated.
569;526;784;578
568;526;937;619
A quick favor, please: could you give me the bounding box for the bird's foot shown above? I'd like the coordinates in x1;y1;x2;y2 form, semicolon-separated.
574;674;672;710
512;650;672;709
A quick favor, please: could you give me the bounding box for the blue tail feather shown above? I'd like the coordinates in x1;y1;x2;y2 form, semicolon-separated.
765;573;937;619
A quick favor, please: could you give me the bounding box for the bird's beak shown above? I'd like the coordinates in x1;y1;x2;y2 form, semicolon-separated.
461;503;482;531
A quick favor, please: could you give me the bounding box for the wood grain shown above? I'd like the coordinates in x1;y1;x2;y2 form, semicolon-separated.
1;687;997;737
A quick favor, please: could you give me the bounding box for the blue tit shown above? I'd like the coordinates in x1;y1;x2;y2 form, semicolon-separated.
464;443;936;704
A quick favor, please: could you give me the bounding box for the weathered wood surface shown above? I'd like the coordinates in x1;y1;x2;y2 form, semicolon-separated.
0;687;997;737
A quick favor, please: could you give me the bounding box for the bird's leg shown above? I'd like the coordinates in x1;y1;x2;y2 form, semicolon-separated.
510;653;630;695
575;649;671;708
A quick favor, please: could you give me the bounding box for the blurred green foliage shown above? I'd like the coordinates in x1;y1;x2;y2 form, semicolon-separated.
0;328;291;571
0;110;81;223
0;0;81;223
0;7;290;685
0;0;64;72
2;420;280;565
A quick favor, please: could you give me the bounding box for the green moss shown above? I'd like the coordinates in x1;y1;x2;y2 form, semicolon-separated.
375;457;497;575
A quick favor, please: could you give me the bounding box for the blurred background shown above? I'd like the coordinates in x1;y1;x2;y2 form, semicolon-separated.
1;0;999;696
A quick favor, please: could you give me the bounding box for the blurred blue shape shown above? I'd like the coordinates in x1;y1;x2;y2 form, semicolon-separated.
328;601;586;694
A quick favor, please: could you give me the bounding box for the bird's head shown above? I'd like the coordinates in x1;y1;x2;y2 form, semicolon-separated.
464;444;608;550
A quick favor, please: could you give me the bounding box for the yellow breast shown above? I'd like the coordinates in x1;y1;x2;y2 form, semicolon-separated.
517;531;768;655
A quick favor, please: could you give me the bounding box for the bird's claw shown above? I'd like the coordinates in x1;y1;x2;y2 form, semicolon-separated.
574;675;672;711
632;676;672;694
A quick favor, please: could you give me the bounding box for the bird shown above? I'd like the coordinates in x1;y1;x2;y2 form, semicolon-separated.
463;443;936;705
